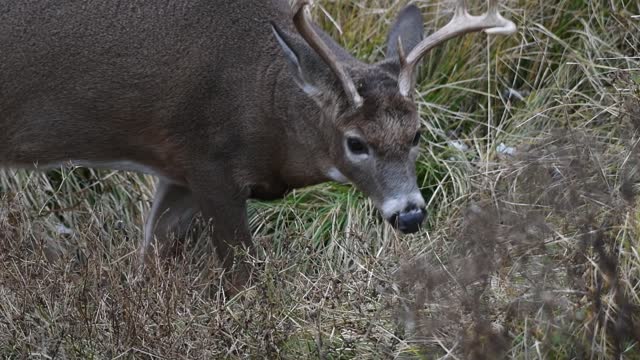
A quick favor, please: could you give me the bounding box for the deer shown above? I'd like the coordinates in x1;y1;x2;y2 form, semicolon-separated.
0;0;515;287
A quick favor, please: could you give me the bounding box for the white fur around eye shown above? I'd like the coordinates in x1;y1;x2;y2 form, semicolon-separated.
345;148;370;163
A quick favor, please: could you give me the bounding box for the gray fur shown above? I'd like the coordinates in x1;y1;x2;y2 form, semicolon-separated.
386;4;425;59
0;0;426;280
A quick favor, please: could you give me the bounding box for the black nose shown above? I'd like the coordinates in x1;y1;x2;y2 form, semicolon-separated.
389;208;426;234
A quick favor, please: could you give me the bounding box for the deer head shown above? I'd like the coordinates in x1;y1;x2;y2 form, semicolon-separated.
272;0;516;233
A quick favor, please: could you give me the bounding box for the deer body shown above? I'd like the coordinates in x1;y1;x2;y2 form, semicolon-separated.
0;0;515;282
1;1;311;187
1;1;335;261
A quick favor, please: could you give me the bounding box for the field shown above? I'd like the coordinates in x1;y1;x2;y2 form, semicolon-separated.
1;0;639;358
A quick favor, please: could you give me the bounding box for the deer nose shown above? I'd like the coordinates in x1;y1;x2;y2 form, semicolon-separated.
390;207;426;234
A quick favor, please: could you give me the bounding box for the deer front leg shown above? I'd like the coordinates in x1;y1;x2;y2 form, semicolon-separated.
142;177;253;291
142;179;199;260
194;185;255;291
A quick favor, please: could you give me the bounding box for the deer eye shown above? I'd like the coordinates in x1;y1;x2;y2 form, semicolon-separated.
412;131;421;147
346;137;369;156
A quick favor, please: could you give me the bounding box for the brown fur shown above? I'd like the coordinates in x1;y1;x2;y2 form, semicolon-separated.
0;0;426;283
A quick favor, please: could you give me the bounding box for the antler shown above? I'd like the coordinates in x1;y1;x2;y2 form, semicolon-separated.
293;0;363;108
398;0;516;97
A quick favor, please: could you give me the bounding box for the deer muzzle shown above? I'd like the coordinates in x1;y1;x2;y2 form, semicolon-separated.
380;191;426;233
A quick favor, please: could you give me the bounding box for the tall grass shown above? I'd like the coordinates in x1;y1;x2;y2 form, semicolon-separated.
1;0;638;358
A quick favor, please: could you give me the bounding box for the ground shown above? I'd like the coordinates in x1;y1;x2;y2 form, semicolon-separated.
1;0;639;358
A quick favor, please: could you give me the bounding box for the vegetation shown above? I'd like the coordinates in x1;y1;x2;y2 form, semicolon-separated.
1;0;639;358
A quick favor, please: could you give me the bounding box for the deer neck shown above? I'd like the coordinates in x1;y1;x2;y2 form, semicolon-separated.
269;73;337;189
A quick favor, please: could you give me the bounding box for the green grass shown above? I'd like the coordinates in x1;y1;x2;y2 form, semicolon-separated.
1;0;639;358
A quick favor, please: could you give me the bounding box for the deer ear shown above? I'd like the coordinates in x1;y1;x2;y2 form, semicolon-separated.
272;23;326;97
385;5;424;60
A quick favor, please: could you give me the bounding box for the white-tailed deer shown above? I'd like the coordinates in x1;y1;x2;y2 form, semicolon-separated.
0;0;515;280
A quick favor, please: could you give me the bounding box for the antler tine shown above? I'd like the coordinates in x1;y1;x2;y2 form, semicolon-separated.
454;0;468;17
398;0;516;98
485;0;517;34
397;36;407;67
292;0;363;108
488;0;498;14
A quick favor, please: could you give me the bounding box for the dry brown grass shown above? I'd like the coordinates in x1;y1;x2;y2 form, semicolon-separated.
1;0;639;358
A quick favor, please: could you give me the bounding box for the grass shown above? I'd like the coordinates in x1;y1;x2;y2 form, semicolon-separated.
1;0;639;358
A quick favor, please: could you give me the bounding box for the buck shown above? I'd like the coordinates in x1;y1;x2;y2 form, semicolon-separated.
0;0;515;283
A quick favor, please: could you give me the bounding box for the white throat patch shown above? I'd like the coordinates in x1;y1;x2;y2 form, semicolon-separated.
326;167;350;184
